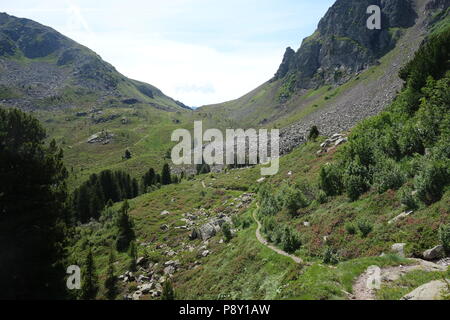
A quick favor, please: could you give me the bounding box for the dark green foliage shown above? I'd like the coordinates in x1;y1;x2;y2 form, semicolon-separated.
280;225;302;253
319;164;344;196
222;223;233;243
72;169;139;223
0;108;69;299
161;163;172;185
128;241;137;271
283;186;309;216
357;219;373;238
261;217;301;254
414;160;449;205
399;25;450;91
345;222;357;235
372;158;405;194
323;247;339;265
105;246;117;300
308;125;320;141
116;200;135;252
398;185;419;210
124;149;132;160
142;168;156;189
439;224;450;255
318;25;450;203
161;280;175;300
81;247;98;300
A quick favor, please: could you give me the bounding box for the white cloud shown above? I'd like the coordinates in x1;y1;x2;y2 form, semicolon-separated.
2;0;334;106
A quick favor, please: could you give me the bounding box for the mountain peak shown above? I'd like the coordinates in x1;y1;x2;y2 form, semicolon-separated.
273;0;417;88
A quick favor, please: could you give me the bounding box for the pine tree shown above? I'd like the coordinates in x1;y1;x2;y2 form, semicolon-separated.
81;247;98;300
116;200;135;251
161;280;175;300
0;108;69;299
308;125;320;141
129;241;137;272
161;163;172;185
105;245;117;300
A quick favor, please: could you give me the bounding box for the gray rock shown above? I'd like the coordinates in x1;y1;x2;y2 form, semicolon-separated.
391;243;407;258
201;250;210;257
423;245;445;261
401;280;450;300
163;265;175;275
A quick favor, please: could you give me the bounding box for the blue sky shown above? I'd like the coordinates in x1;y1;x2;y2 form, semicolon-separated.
2;0;335;106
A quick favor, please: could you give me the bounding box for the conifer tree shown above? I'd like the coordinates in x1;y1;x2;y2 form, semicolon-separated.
81;247;98;300
161;163;172;185
105;245;117;300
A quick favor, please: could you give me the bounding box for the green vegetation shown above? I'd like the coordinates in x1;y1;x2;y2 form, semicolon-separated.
0;108;69;299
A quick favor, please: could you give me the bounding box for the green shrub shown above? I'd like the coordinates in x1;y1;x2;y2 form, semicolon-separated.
398;185;419;210
308;126;320;141
222;223;233;243
319;163;344;196
323;247;339;265
280;226;302;253
357;219;373;238
345;222;357;235
372;159;406;193
283;187;309;216
414;160;449;204
344;158;370;201
316;189;328;204
439;224;450;255
259;193;281;216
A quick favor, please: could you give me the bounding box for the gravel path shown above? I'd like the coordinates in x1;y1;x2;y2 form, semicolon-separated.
351;259;447;300
253;209;303;264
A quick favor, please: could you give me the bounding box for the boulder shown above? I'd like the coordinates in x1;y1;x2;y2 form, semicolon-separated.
160;224;169;231
201;250;210;257
391;243;406;258
139;283;154;294
401;280;450;300
160;210;170;216
164;265;175;275
198;223;216;241
423;245;445;261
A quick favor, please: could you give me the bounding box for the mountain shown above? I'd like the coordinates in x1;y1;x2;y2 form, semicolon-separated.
0;12;189;112
0;12;195;187
199;0;449;153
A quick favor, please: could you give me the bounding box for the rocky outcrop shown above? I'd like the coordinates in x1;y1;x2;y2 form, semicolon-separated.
401;280;450;300
423;245;445;260
273;0;417;88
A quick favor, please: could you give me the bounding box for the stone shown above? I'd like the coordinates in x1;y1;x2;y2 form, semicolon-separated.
401;280;450;300
161;210;170;216
160;224;169;231
139;283;154;294
198;223;216;241
164;265;175;275
201;250;210;257
391;243;407;258
423;245;445;261
132;291;142;300
303;221;311;227
388;211;413;224
257;177;266;183
136;256;145;266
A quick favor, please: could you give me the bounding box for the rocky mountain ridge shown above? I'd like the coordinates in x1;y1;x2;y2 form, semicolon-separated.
0;12;189;112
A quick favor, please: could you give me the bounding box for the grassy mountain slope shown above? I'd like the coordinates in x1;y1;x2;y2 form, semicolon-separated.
67;18;450;300
0;12;195;187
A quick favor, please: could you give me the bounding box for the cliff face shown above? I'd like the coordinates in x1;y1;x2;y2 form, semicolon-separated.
273;0;417;88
